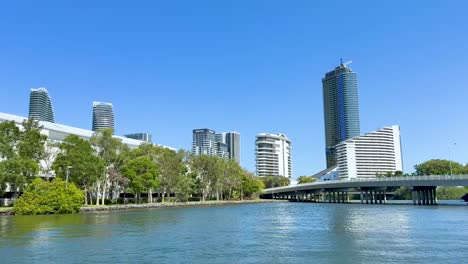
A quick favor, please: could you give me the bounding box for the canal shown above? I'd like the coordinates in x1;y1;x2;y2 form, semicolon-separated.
1;202;467;263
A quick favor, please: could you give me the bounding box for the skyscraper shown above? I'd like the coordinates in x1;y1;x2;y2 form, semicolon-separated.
322;60;360;168
28;87;55;123
192;129;217;156
225;132;240;164
92;102;114;131
255;133;291;178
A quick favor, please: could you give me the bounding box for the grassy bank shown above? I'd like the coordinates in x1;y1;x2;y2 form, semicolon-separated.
80;199;285;213
0;207;13;212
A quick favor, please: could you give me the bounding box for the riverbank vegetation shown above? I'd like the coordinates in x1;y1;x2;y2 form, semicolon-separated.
0;119;264;214
14;178;83;215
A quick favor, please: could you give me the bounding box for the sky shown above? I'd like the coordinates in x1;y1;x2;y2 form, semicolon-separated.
0;1;467;178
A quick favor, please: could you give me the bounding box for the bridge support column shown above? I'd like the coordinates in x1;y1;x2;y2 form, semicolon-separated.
365;190;369;204
412;189;416;205
370;190;374;204
383;190;387;204
360;190;364;204
417;191;422;205
433;188;438;205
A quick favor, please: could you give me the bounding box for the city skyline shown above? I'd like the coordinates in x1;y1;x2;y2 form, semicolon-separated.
1;1;467;178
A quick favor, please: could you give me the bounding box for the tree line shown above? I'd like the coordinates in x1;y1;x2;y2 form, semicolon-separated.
0;119;264;205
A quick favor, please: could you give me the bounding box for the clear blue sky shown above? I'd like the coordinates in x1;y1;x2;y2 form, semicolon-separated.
1;1;467;178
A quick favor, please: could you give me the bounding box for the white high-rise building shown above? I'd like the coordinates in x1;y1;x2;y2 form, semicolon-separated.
255;133;291;178
336;125;403;179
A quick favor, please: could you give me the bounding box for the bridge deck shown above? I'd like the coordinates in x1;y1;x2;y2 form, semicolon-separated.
263;175;468;194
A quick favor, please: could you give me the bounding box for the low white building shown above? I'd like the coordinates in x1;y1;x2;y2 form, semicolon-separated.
0;112;174;150
336;125;402;179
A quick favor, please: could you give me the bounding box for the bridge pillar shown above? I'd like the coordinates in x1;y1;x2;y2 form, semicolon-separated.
383;190;387;204
423;190;428;205
417;191;422;205
360;190;363;204
429;189;435;205
412;189;416;205
379;191;383;204
365;190;369;204
370;190;374;204
433;188;438;205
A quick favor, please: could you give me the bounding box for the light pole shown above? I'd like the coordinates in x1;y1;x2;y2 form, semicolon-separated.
66;166;73;188
448;143;456;176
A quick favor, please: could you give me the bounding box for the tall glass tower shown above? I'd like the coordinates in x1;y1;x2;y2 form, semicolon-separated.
92;102;114;132
322;60;360;168
225;132;240;164
28;87;55;123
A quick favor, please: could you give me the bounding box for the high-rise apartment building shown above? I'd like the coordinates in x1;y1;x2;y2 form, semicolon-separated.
125;133;152;143
322;60;360;168
28;88;55;123
255;133;291;178
336;126;402;179
225;132;240;164
192;129;217;156
92;102;114;131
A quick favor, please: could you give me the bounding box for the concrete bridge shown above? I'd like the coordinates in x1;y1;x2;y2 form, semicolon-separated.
261;175;468;205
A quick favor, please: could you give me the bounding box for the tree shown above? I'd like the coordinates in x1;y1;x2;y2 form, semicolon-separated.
90;129;124;205
297;176;317;184
437;187;468;200
241;173;264;199
0;119;46;198
14;178;84;215
260;176;290;188
52;135;105;205
189;155;222;201
392;187;412;200
414;159;465;176
122;156;158;203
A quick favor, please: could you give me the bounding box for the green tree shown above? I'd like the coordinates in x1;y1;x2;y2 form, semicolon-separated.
260;176;290;188
414;159;465;175
0;119;46;198
14;178;84;215
437;186;468;200
122;156;158;203
90;128;125;205
52;135;105;205
241;172;264;199
189;155;222;201
392;187;412;200
297;176;317;184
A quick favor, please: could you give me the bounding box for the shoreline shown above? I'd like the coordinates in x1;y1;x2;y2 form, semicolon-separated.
80;199;286;213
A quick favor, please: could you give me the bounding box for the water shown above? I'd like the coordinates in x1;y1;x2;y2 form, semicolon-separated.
1;202;467;263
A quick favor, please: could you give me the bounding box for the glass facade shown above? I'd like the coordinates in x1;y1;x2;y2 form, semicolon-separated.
29;88;55;123
322;62;360;168
92;102;114;131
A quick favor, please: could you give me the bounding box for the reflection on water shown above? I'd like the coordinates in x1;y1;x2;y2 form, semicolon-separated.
1;203;467;263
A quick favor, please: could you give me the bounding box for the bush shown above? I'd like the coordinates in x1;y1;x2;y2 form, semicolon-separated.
14;178;84;215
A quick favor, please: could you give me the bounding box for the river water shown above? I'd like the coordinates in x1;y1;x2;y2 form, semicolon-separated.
1;202;467;263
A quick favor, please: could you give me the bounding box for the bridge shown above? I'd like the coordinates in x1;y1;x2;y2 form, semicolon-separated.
261;175;468;205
